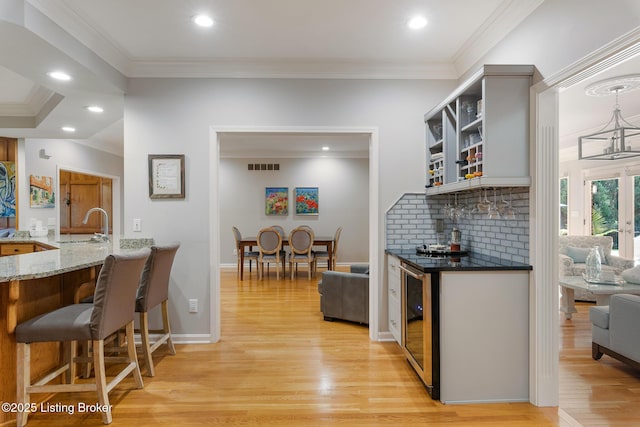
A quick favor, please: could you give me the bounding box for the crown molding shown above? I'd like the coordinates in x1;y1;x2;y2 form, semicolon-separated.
26;0;132;75
127;59;459;80
25;0;541;80
453;0;545;76
0;85;53;116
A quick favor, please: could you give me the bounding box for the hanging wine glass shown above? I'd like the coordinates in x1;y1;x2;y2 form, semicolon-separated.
487;188;501;219
502;189;517;220
477;188;490;214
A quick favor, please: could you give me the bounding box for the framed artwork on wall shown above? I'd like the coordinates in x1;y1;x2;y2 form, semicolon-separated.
29;175;55;208
148;154;185;199
295;187;319;215
0;161;16;217
265;187;288;215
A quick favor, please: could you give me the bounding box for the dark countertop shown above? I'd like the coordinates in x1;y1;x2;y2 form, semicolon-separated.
386;249;533;272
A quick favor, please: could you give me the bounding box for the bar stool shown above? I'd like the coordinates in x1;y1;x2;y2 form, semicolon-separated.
14;250;150;426
136;243;180;377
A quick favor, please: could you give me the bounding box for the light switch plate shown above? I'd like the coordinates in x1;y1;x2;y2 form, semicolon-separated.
133;218;141;232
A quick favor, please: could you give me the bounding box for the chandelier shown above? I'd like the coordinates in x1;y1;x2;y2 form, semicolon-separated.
578;75;640;160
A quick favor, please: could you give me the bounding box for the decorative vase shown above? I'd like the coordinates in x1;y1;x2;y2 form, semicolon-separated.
585;245;602;281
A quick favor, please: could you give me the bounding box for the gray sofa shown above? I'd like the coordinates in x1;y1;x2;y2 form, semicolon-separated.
559;235;635;302
317;265;369;324
590;294;640;370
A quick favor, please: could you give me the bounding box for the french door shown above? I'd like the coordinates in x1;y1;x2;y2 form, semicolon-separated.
586;168;639;261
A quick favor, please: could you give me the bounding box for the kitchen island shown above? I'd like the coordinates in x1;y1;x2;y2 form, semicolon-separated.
386;249;532;404
0;236;149;425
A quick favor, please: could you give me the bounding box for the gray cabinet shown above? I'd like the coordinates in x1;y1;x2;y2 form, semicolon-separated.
387;254;401;344
425;65;534;195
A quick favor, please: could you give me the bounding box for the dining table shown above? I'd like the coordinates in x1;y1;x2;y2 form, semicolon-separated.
238;235;334;280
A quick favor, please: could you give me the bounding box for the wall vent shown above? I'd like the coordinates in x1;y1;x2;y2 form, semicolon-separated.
248;163;280;171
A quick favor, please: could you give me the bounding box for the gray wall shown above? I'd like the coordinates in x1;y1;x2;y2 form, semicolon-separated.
123;78;452;337
20;138;124;234
220;157;369;265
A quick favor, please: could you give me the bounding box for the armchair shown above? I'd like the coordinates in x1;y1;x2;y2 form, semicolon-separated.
590;294;640;370
559;235;635;302
317;265;369;324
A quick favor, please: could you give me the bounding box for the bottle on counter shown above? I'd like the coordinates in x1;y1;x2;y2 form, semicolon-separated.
450;227;461;252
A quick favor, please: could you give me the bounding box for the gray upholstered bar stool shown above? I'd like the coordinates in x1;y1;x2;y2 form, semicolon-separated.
136;243;180;377
14;250;150;426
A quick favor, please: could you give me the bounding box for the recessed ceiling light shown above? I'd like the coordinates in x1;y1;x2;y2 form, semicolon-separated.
47;71;72;81
86;106;104;113
193;14;214;27
61;126;76;132
322;146;330;151
408;16;427;30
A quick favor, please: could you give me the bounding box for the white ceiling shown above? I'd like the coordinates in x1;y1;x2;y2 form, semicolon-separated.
0;0;638;157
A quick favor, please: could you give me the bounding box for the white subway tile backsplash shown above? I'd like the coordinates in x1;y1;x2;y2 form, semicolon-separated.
385;188;530;263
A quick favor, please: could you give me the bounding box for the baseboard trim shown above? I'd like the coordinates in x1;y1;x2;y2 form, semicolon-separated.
167;334;212;344
377;331;396;342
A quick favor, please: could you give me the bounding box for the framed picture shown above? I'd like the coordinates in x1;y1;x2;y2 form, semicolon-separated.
0;161;16;217
295;187;319;215
29;175;55;208
265;187;288;215
148;154;185;199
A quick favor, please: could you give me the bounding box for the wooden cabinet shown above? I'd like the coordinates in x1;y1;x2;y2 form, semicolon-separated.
59;171;112;234
0;242;54;256
1;243;34;256
387;254;402;344
425;65;534;195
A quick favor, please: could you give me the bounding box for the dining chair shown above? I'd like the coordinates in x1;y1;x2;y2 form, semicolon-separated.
232;226;259;279
257;227;284;279
15;250;150;426
315;226;342;272
289;226;315;280
136;243;180;377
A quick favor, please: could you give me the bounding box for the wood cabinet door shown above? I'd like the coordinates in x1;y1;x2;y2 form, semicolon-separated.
59;171;111;234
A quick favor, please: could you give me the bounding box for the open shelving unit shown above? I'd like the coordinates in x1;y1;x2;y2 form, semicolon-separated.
424;65;534;195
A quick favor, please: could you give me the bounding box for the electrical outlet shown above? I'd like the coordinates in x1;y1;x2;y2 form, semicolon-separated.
188;299;198;313
233;248;237;256
133;218;141;232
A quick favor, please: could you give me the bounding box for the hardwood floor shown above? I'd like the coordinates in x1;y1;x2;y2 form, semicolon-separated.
15;268;639;426
559;302;640;425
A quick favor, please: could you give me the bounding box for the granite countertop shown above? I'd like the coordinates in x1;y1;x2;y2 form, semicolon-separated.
386;249;532;272
0;235;154;283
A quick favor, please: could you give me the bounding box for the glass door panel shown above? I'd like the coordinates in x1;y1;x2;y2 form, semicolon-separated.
589;178;619;253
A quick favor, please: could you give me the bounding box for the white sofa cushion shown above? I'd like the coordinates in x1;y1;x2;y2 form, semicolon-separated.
621;265;640;284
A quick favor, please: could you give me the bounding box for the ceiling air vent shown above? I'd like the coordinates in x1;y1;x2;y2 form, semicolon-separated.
248;163;280;171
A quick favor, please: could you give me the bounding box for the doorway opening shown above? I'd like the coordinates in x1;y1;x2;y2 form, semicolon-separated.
59;169;113;235
209;126;380;343
55;166;121;241
533;32;640;410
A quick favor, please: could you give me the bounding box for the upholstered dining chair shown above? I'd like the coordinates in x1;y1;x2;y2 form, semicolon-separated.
257;227;284;280
136;243;180;377
15;250;150;426
289;226;316;280
232;226;259;279
315;226;342;272
270;224;288;259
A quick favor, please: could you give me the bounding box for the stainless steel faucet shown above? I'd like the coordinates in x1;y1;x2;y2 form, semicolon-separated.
82;207;109;241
